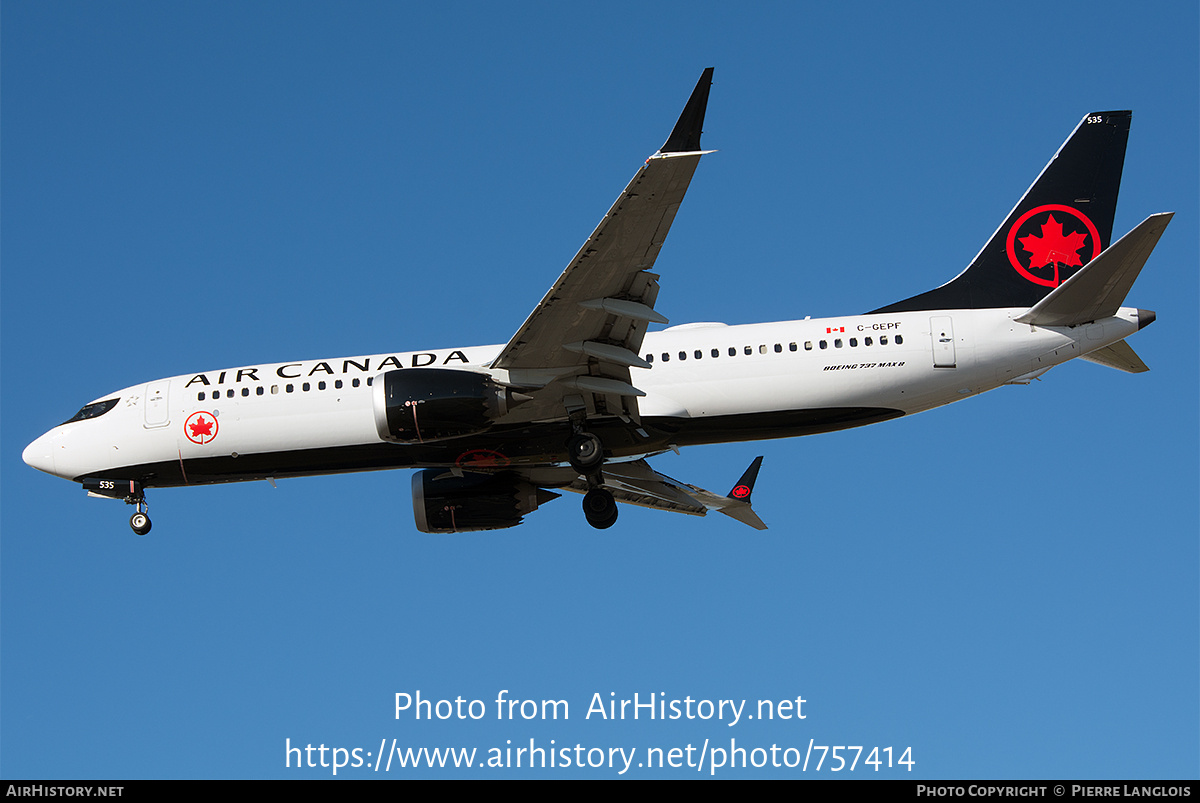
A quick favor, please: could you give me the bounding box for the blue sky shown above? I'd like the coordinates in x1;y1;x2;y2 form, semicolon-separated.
3;1;1196;779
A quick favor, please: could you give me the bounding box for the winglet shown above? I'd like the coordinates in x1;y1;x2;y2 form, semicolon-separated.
719;456;767;530
726;456;763;503
660;68;714;153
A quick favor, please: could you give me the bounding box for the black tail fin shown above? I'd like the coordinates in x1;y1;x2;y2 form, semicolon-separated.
871;111;1131;313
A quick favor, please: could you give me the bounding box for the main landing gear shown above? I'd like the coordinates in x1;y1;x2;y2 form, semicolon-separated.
582;486;618;530
566;428;617;529
567;432;604;473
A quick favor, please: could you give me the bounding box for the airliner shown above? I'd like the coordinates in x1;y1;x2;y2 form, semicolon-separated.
23;69;1170;536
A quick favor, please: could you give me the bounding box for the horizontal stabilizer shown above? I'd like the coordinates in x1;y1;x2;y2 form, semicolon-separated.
1081;339;1150;373
1016;213;1172;327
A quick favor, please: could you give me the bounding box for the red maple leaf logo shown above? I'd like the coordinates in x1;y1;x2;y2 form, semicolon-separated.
1018;214;1089;270
189;417;213;438
455;449;510;469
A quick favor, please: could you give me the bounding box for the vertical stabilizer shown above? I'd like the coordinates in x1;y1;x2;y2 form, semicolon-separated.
872;111;1130;313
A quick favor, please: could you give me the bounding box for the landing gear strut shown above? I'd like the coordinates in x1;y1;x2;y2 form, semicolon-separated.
82;478;154;535
565;414;617;529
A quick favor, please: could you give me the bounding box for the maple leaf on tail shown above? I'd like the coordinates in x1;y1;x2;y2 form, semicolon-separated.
189;417;213;438
1019;214;1089;270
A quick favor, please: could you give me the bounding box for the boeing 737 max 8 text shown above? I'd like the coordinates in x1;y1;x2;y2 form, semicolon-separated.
23;69;1171;535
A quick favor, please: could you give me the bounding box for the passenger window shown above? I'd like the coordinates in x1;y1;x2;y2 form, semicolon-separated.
819;340;828;349
881;336;888;345
318;381;327;390
335;380;343;389
241;387;249;397
789;343;797;352
303;382;311;392
804;341;813;351
711;348;719;358
774;343;782;353
198;392;206;401
694;350;702;360
256;386;264;396
227;389;235;398
865;337;873;346
728;347;736;357
744;346;752;355
271;385;279;394
286;384;294;393
895;334;904;344
835;339;843;348
662;353;670;362
646;354;653;364
352;378;360;388
849;338;858;347
366;377;373;386
679;351;687;361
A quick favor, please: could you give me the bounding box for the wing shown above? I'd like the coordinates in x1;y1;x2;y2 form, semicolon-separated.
558;456;768;530
490;68;714;425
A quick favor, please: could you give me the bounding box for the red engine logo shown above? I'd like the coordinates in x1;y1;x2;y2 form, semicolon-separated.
1006;204;1101;288
184;412;218;445
455;449;510;469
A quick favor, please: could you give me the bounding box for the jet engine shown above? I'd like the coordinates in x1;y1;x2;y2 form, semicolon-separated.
411;470;559;533
372;369;529;444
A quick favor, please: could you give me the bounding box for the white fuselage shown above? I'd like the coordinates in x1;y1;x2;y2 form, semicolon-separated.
22;307;1142;485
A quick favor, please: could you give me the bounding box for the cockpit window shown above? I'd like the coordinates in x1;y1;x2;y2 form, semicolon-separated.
63;398;119;425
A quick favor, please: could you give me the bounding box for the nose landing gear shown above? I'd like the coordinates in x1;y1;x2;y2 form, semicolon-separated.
82;478;153;535
128;498;151;536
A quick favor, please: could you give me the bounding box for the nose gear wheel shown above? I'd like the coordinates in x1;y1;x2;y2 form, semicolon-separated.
130;511;152;536
126;494;151;536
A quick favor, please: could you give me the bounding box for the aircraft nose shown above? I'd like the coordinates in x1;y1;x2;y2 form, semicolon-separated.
23;431;58;476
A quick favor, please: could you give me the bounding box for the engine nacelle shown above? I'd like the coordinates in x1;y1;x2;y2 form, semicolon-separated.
411;470;559;533
372;368;526;444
